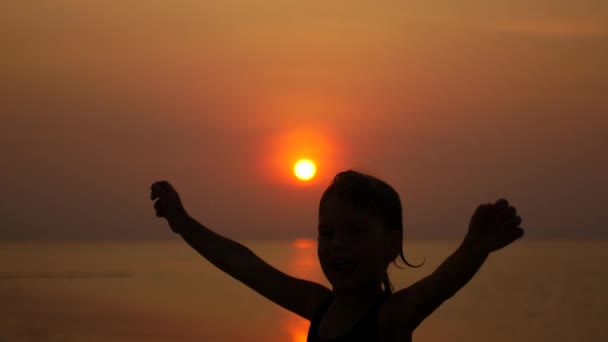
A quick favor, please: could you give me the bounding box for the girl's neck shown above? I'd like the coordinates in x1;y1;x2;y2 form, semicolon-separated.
332;285;385;310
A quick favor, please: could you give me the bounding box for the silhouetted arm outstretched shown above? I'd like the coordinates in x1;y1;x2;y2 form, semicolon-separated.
386;242;488;332
383;199;524;333
151;181;332;320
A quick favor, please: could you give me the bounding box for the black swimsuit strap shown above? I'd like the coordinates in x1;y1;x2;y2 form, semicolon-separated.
307;292;391;342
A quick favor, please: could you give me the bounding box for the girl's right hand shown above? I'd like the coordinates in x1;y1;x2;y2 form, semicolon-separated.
150;181;187;224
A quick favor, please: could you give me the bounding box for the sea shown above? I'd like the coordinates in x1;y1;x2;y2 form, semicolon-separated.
1;239;606;342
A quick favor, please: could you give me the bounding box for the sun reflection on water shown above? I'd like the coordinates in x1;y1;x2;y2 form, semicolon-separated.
283;238;324;342
292;238;315;249
286;316;310;342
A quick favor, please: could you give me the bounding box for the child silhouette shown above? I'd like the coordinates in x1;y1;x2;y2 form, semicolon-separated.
150;170;524;341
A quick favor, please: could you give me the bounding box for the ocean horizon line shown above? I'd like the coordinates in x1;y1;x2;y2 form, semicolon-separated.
1;236;607;243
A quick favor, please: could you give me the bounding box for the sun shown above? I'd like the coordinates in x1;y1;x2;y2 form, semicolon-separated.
294;159;316;181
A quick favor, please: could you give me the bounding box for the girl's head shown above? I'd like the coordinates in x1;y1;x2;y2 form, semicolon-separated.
317;170;421;294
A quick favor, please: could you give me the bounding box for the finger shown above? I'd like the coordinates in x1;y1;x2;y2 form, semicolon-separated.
151;181;163;192
497;206;517;221
151;181;173;200
150;187;159;201
510;226;524;240
151;182;165;199
502;225;524;244
497;227;524;249
154;199;165;217
473;203;493;219
494;199;509;212
517;227;524;238
502;215;522;228
158;181;174;192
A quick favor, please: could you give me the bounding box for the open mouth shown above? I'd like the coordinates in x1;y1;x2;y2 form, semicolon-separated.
330;258;358;275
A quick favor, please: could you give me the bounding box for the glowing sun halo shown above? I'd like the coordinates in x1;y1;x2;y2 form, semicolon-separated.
294;159;316;181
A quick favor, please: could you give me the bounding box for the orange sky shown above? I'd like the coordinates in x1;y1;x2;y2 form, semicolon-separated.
1;1;607;239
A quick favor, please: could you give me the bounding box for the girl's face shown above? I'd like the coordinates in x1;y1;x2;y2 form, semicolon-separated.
317;195;399;293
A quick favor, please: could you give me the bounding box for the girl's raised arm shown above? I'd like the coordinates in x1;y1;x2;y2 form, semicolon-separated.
382;200;524;333
151;181;332;320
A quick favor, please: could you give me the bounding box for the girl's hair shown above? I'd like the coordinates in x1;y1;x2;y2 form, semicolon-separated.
319;170;424;294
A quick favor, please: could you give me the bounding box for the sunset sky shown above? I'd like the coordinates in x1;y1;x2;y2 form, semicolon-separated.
1;1;607;240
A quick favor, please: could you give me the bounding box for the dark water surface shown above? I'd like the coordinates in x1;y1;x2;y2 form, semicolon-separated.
1;239;606;341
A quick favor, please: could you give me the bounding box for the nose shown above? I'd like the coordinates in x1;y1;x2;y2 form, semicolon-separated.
325;232;352;252
327;237;344;249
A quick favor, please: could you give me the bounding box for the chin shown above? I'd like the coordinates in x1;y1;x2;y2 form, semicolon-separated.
329;276;368;293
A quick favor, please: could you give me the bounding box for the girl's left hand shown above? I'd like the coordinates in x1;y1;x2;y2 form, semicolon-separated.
464;199;524;254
